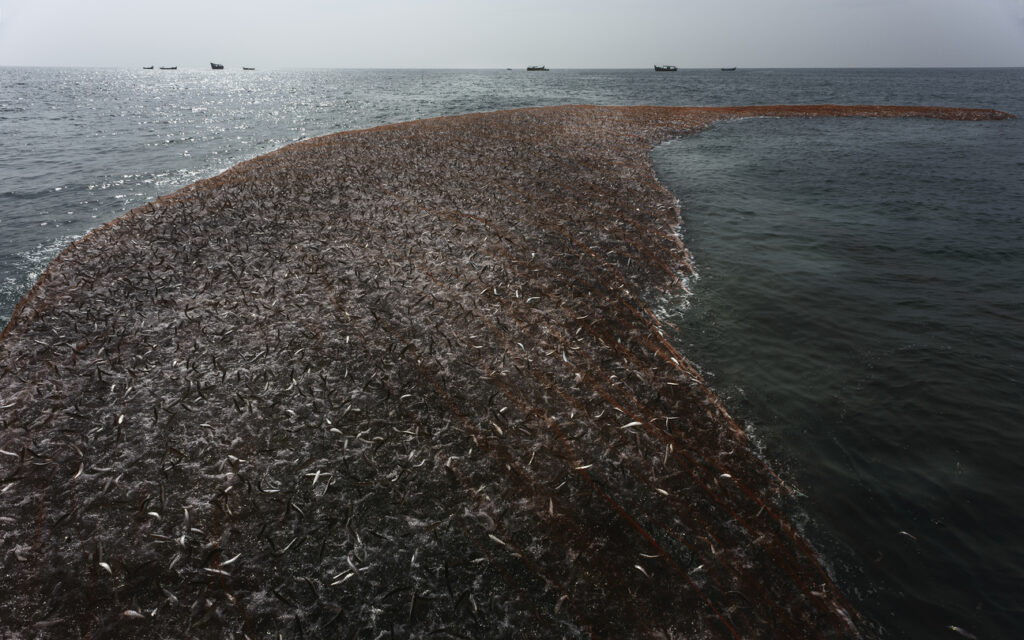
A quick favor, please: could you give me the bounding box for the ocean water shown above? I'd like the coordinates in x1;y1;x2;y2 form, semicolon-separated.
653;111;1024;639
1;66;1021;638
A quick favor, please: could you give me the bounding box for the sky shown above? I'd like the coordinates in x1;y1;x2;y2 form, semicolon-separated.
0;0;1022;69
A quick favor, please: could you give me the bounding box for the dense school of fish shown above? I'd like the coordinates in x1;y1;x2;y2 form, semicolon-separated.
0;104;1012;638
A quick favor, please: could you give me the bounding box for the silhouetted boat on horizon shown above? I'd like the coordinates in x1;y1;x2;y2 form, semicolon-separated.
210;62;224;70
721;67;737;71
142;66;153;70
243;67;255;71
654;65;677;72
159;66;176;70
527;65;548;71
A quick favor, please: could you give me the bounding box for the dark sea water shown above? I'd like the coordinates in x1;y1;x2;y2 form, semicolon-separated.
654;113;1024;639
2;67;1022;639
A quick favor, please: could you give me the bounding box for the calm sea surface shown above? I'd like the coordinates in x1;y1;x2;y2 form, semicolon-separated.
1;67;1022;638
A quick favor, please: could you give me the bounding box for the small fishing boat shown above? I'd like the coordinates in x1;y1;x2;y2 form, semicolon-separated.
654;65;677;72
159;66;177;70
210;62;224;70
242;67;255;71
721;67;737;71
527;65;548;71
142;66;154;70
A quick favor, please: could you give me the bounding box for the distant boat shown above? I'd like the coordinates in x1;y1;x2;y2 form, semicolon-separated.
210;62;224;70
159;66;177;70
527;65;548;71
242;67;255;71
720;67;737;71
654;65;677;72
142;66;154;70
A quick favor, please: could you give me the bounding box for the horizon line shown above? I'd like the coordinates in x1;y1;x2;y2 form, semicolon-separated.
3;63;1024;71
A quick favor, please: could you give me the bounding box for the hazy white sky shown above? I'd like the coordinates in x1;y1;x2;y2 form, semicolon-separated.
1;0;1022;69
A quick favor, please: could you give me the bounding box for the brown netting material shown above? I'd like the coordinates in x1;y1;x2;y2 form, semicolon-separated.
0;105;1013;639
